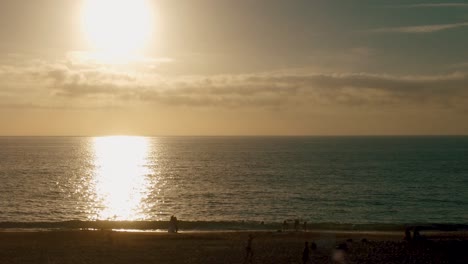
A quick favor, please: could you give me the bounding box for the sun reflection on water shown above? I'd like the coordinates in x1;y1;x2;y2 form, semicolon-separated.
91;136;152;220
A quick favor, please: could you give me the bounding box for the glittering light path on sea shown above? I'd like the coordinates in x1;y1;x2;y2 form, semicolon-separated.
89;136;153;221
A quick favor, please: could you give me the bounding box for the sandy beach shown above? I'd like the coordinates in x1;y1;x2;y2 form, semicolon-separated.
0;230;467;264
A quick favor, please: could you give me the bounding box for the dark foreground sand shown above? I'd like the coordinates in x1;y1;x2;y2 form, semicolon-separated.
0;230;467;264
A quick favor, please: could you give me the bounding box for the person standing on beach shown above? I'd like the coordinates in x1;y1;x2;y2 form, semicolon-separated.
294;219;300;231
243;234;254;264
404;228;412;241
302;241;310;264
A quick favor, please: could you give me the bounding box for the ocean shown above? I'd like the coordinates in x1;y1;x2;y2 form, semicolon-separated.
0;136;467;231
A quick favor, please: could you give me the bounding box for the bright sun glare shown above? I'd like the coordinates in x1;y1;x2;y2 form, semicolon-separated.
81;0;154;60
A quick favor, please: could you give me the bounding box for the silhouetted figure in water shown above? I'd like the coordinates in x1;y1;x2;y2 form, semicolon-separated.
243;234;254;264
174;216;179;233
168;216;174;233
294;219;300;231
168;215;178;233
302;241;310;264
303;221;307;232
282;220;288;231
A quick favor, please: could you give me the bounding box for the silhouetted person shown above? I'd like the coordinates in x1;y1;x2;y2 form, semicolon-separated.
413;227;421;241
302;241;310;264
404;228;412;241
243;234;254;264
294;219;300;231
303;221;307;232
337;243;348;251
174;216;179;233
282;220;288;231
310;241;317;251
168;215;177;233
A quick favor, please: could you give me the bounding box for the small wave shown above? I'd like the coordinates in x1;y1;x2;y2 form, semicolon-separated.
1;221;467;232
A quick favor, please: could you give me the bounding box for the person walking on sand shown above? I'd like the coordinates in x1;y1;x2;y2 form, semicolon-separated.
302;241;310;264
243;234;254;264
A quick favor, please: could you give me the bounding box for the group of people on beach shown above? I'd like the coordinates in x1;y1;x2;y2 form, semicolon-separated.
404;226;424;242
301;241;319;264
169;217;309;234
282;219;308;232
244;234;320;264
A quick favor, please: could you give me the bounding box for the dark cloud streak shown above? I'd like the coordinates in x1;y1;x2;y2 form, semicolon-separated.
41;66;468;110
1;60;468;111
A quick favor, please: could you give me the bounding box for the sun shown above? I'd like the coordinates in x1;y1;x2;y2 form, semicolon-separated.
81;0;154;59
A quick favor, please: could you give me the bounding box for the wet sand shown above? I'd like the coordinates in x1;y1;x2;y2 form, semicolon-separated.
0;230;467;263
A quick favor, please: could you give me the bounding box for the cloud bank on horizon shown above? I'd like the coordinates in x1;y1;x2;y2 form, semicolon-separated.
1;58;468;111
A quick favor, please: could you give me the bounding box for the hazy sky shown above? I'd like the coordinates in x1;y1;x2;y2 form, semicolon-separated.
1;0;468;135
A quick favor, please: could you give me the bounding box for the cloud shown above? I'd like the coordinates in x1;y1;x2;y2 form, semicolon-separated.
39;66;468;110
1;57;468;111
403;3;468;8
448;62;468;69
65;51;174;71
369;22;468;33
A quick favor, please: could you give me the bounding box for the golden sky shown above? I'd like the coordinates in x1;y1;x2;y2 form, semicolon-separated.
1;0;468;135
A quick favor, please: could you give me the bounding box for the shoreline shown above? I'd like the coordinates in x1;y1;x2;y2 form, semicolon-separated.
1;228;466;239
2;220;467;231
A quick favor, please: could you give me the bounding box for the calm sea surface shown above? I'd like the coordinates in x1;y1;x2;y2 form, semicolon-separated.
0;136;467;228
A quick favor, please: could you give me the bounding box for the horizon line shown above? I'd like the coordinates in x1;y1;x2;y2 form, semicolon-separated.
0;134;467;137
